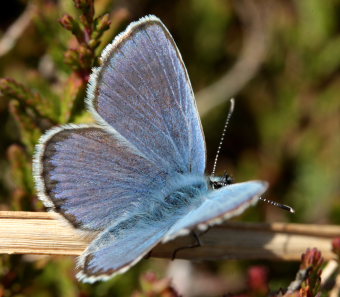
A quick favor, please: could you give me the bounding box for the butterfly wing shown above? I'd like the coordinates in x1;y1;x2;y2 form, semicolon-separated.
34;16;206;230
87;15;206;175
33;125;168;231
77;215;174;283
163;181;268;241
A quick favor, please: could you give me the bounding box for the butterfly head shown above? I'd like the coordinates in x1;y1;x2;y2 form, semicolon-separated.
209;172;234;190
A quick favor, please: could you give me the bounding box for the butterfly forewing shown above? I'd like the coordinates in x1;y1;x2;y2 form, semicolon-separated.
87;16;206;175
164;181;268;242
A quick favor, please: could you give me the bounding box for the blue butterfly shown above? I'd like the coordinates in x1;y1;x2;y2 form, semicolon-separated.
33;15;268;283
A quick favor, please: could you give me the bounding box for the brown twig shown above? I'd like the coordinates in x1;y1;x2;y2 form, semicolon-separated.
0;211;338;260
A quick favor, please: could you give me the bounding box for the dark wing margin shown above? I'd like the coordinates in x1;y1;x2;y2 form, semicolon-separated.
86;15;206;175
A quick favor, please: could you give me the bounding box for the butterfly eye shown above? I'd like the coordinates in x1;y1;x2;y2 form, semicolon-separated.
224;173;234;185
209;173;233;189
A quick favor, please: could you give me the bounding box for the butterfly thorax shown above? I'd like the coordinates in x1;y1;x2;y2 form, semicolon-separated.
163;175;208;209
120;175;208;224
104;175;209;239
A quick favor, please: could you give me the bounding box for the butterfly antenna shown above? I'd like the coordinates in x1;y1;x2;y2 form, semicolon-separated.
211;98;235;177
259;197;295;213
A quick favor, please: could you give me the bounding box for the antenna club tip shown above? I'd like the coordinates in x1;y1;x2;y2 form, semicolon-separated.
229;98;235;111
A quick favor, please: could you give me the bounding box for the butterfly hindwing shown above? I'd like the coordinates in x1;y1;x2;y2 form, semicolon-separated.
77;212;176;283
87;15;206;175
33;125;168;231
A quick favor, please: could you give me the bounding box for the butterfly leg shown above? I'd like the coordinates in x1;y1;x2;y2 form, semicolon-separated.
171;230;203;260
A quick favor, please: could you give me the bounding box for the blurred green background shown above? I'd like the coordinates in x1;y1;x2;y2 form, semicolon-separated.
0;0;339;296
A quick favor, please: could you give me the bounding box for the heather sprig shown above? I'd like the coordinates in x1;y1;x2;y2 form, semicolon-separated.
59;0;111;77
